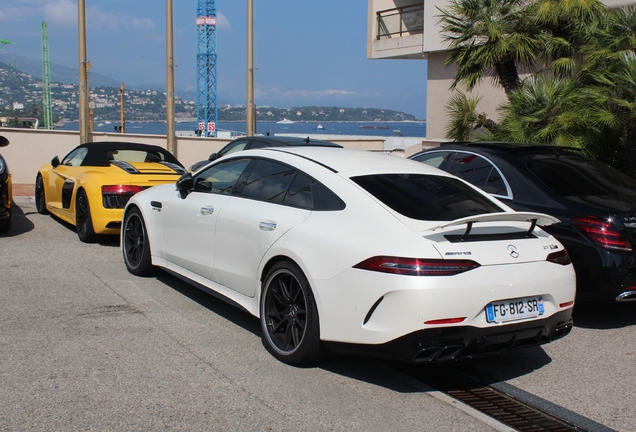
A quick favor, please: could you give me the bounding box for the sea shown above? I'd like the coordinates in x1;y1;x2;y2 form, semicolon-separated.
58;120;427;138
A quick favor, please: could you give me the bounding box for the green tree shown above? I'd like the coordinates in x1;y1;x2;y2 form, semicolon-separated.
437;0;544;96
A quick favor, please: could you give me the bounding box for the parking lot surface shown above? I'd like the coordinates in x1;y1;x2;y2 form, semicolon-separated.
1;201;635;431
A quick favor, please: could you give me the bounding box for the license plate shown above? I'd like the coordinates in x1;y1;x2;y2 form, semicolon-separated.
486;296;544;323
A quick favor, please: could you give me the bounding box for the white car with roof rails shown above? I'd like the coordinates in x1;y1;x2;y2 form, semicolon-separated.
121;147;576;365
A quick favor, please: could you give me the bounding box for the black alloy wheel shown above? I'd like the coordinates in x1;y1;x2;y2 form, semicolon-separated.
35;175;49;215
76;189;97;243
122;207;155;276
260;261;322;365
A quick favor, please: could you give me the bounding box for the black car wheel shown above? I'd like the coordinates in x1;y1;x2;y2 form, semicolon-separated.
260;261;322;365
35;175;49;215
76;189;97;243
122;207;155;276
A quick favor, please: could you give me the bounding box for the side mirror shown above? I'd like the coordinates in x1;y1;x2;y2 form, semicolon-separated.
0;136;9;147
208;153;219;161
176;172;193;198
51;156;60;168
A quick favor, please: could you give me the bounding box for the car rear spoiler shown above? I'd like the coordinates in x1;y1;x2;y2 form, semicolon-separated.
427;212;560;240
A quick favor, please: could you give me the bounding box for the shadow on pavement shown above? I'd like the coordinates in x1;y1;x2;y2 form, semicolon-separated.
152;268;554;390
156;271;262;337
0;204;34;237
573;302;636;330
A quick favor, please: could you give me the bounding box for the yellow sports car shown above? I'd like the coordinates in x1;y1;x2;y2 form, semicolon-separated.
35;141;186;242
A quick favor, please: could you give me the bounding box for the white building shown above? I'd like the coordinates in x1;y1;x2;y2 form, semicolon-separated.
367;0;636;140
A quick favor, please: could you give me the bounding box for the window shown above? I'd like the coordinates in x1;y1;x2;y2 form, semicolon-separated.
352;174;503;221
240;160;296;204
105;149;165;163
411;151;453;169
282;173;346;211
62;148;88;166
193;158;251;194
248;140;271;150
524;153;636;197
219;140;249;158
446;152;508;197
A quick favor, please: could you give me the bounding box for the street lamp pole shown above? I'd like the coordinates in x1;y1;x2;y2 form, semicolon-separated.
246;0;255;136
77;0;91;143
166;0;176;155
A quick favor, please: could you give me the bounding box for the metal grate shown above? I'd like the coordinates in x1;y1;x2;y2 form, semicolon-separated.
407;364;588;432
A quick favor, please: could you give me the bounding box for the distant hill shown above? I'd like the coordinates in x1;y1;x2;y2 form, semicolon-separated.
0;60;421;123
0;53;120;88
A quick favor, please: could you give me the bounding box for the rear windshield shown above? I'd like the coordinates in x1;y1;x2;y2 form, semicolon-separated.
352;174;503;221
524;153;636;197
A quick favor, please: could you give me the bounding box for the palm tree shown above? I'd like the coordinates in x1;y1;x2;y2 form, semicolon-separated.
492;73;617;155
444;91;485;141
437;0;544;97
578;6;636;172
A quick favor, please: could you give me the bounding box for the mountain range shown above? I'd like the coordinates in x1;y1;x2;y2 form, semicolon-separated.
0;53;198;102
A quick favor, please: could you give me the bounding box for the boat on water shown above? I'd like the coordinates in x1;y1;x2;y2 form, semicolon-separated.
276;118;295;124
316;124;325;130
359;125;389;129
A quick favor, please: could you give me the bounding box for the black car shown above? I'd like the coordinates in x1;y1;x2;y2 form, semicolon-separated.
410;142;636;303
189;135;343;171
0;135;11;233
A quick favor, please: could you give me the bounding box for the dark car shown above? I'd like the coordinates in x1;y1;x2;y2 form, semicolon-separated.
0;135;12;233
410;142;636;303
189;135;343;172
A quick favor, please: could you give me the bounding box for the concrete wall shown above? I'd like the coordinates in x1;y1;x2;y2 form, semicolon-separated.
0;128;398;184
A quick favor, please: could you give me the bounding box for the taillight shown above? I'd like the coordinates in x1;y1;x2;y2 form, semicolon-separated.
424;317;466;325
353;256;480;276
571;215;633;252
102;185;145;209
102;185;144;195
546;250;571;265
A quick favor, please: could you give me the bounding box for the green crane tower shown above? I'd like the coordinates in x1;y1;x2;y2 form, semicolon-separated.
0;39;14;49
41;22;53;129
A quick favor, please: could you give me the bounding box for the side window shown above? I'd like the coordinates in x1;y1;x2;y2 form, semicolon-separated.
282;172;346;211
240;160;296;204
412;151;454;169
446;152;508;196
61;148;88;166
219;140;249;157
283;173;312;209
193;158;251;194
249;140;271;150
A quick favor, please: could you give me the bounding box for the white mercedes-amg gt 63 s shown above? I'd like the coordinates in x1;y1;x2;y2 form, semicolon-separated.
122;147;576;365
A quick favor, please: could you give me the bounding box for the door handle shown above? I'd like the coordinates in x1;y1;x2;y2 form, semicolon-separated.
200;206;214;215
259;221;277;231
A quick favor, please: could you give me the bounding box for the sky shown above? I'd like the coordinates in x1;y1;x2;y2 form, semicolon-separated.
0;1;428;119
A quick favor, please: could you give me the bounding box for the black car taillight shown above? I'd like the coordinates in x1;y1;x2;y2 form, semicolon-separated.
353;256;480;276
102;185;144;209
571;215;633;252
546;249;571;265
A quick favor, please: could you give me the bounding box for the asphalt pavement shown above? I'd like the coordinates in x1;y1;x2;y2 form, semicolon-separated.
1;201;634;431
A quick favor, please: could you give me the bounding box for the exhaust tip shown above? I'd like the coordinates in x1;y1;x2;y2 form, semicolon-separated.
616;290;636;302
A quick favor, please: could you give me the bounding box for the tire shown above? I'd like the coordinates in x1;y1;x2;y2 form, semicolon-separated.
35;174;49;215
260;261;322;365
122;207;155;276
76;189;98;243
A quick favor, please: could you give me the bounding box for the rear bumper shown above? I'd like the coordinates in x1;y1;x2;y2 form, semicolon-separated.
324;309;573;363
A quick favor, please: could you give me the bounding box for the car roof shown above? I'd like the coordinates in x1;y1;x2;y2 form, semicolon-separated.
436;141;584;155
237;146;448;177
74;141;182;167
230;135;342;148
